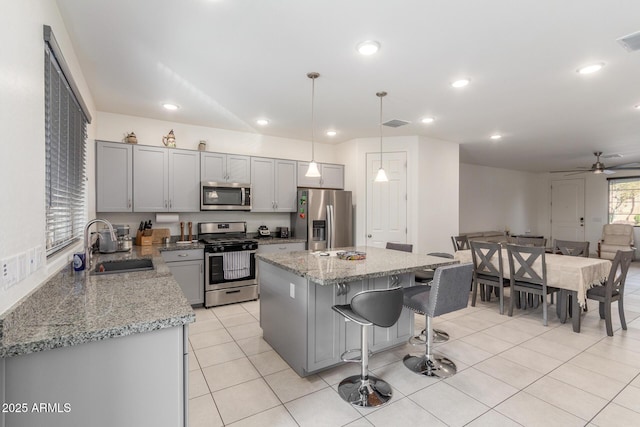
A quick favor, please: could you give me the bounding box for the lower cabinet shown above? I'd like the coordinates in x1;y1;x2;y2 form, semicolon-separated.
307;274;413;373
1;326;188;427
258;260;414;377
162;249;204;306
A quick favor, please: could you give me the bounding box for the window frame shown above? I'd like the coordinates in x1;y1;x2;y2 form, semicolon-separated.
44;25;92;257
607;175;640;227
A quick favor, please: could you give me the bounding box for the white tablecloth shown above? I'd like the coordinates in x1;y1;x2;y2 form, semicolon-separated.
454;249;612;307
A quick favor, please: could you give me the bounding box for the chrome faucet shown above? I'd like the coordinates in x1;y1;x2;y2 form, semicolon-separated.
83;219;116;270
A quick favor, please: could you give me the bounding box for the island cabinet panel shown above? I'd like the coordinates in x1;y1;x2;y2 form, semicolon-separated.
258;261;310;375
3;326;187;427
369;274;414;352
259;258;415;376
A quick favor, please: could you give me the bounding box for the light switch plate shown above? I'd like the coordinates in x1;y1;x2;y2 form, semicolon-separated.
1;256;18;288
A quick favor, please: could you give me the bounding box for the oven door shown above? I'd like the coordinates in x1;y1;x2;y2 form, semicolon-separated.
201;182;251;211
205;250;257;291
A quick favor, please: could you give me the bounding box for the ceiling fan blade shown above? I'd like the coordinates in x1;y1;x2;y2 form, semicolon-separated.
603;170;616;175
550;169;590;174
606;167;640;170
608;162;640;169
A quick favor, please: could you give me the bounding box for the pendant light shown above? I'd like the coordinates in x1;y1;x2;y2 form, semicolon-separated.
374;91;389;182
305;72;321;178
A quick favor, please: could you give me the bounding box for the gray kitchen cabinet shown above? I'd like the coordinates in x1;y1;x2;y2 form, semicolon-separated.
96;140;133;212
134;146;199;212
250;157;297;212
201;152;251;183
297;162;344;189
259;260;413;376
162;249;204;306
2;326;188;427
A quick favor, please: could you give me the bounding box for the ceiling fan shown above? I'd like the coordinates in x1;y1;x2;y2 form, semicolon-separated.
551;151;640;175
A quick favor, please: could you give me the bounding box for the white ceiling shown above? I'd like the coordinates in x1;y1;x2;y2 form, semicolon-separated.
56;0;640;173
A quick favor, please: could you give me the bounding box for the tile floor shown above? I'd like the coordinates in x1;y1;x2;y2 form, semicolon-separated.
188;262;640;426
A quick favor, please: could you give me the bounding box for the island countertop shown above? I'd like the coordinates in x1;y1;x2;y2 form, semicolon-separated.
0;245;195;358
256;246;459;285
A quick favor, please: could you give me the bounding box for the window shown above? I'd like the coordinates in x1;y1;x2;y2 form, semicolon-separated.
44;25;92;256
608;176;640;226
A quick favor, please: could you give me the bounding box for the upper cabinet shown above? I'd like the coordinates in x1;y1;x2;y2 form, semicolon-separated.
201;152;251;184
297;162;344;189
250;157;297;212
96;141;133;212
133;146;200;212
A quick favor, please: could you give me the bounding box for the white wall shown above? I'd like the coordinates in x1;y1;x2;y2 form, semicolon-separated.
459;163;542;236
0;1;96;314
96;112;336;163
336;135;459;255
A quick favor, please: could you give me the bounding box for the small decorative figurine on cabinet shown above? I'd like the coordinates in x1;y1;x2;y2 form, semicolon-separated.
124;132;137;144
162;129;176;148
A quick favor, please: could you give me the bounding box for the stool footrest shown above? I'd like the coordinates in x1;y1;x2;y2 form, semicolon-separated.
340;348;372;363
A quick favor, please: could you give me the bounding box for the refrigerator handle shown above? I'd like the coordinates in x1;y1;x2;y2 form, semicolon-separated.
326;204;333;249
329;204;335;249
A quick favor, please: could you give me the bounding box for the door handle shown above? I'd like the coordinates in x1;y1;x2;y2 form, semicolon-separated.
367;234;372;238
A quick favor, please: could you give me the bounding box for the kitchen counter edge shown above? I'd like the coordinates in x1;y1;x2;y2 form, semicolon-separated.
0;245;196;358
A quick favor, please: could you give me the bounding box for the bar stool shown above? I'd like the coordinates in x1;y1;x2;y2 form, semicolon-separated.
332;286;404;407
414;252;455;344
403;263;473;378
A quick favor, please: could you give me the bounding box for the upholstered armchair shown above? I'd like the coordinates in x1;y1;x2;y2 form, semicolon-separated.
598;224;635;260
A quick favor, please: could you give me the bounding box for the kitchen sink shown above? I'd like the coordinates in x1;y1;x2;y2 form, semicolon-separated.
92;258;154;275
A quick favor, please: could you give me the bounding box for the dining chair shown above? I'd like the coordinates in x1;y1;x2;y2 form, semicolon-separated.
553;239;590;257
469;241;509;314
515;236;547;247
451;235;470;252
586;249;634;336
506;244;559;326
553;239;590;317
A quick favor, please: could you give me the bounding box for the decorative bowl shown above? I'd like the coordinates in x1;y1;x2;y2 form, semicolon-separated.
336;251;366;260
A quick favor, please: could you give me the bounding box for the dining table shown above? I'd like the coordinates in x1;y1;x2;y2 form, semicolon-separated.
454;249;612;332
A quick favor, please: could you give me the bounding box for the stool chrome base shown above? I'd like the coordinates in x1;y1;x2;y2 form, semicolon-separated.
409;328;450;346
337;375;393;407
403;353;457;378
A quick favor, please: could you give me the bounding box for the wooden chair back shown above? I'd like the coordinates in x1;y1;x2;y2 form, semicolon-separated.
553;239;589;257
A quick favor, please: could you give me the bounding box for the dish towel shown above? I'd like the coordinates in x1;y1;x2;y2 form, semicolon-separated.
223;252;251;280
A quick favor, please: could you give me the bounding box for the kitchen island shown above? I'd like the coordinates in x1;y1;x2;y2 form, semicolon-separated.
256;246;457;376
0;245;195;427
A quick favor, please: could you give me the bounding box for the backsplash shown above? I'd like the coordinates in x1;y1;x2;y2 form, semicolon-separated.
97;211;292;238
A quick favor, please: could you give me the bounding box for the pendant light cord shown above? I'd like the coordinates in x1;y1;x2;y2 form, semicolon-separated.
307;72;320;162
377;91;387;164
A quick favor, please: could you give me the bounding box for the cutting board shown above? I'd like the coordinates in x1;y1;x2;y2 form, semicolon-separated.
151;228;171;244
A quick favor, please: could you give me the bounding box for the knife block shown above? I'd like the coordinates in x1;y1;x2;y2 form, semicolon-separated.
135;230;153;246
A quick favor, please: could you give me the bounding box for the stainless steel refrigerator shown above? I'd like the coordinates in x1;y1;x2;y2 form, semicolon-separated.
292;189;353;251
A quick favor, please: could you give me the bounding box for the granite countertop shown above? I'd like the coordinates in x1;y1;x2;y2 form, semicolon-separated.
0;245;196;358
256;246;459;285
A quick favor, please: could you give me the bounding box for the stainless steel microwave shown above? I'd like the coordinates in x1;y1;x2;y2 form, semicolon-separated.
201;182;251;211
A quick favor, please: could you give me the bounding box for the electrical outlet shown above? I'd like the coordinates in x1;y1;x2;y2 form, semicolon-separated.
290;283;295;299
28;248;36;275
17;252;28;282
1;256;18;289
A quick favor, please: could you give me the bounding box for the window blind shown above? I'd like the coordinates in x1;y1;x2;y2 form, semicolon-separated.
44;27;89;256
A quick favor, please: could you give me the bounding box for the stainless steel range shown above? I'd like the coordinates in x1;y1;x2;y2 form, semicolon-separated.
199;221;258;307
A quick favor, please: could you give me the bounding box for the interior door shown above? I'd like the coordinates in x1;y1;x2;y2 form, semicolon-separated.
366;151;407;247
551;178;585;242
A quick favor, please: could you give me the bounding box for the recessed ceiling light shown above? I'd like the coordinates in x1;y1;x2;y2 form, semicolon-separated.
490;134;502;140
577;63;604;74
421;117;435;124
256;119;269;126
356;40;380;56
451;79;470;88
162;103;179;110
326;130;337;137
